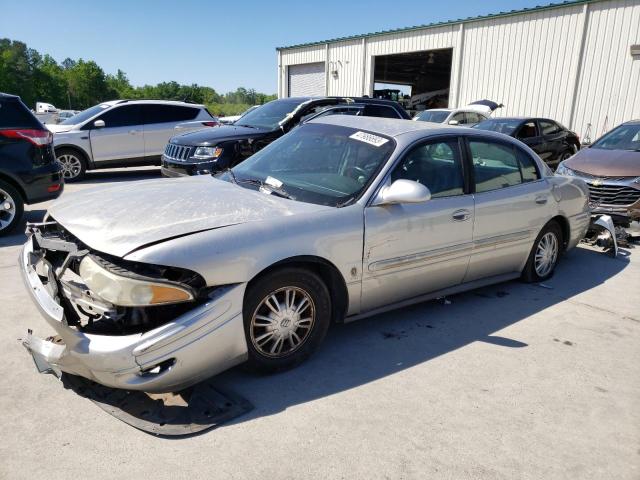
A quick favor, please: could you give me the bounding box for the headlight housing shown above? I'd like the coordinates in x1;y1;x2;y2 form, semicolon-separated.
555;162;575;176
79;256;195;307
193;146;223;160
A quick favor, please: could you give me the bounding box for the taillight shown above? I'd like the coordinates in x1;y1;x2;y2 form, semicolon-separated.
0;129;53;146
201;121;219;127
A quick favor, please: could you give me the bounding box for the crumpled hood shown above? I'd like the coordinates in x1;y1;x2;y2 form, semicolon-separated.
49;176;331;258
565;147;640;177
172;124;270;146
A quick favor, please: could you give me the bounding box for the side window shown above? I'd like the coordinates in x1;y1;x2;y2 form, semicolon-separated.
143;105;200;124
516;148;540;182
517;121;538;139
464;112;482;124
539;120;561;136
391;139;464;198
362;105;400;119
469;140;523;193
450;112;466;124
94;105;141;128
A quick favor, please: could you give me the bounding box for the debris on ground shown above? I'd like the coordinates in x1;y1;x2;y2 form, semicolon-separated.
62;374;253;437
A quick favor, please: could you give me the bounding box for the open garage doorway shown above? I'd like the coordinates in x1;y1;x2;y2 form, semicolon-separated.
373;48;453;115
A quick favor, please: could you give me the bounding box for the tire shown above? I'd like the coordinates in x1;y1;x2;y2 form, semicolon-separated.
56;148;87;182
0;180;24;236
243;267;331;373
558;150;573;163
522;221;563;283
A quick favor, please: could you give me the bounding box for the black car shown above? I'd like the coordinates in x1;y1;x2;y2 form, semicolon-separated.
161;97;410;177
473;117;580;168
0;93;63;235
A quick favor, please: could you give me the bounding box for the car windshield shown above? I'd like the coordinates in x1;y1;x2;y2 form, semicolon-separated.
223;123;395;207
235;99;305;130
60;103;111;125
474;118;522;135
591;124;640;151
414;110;449;123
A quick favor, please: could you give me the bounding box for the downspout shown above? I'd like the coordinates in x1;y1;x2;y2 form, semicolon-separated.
568;2;590;131
325;43;330;96
453;23;465;108
277;49;282;99
361;37;367;96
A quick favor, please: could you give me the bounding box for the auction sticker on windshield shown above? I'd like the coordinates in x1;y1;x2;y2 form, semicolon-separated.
349;131;389;147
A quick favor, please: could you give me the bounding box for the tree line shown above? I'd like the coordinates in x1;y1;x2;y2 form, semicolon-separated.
0;38;277;116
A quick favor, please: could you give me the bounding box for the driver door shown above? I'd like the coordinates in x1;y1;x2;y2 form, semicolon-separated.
89;105;144;163
361;137;474;312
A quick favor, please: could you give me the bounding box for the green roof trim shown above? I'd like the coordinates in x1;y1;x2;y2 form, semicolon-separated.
276;0;599;51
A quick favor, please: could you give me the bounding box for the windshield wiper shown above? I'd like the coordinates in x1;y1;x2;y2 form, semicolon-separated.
224;168;238;184
234;177;295;200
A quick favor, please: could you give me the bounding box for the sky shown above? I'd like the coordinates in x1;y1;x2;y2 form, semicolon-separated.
1;0;551;95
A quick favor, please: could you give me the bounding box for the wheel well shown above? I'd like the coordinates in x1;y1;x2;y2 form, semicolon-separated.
0;173;26;201
249;256;349;323
55;145;90;167
550;215;570;251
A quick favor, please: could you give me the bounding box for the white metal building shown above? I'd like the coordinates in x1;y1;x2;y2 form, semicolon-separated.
276;0;640;140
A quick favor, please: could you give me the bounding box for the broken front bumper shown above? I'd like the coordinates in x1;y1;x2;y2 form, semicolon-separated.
20;237;248;393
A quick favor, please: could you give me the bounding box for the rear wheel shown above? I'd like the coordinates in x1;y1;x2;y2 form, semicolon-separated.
56;148;86;182
522;221;563;282
243;268;331;373
0;180;24;236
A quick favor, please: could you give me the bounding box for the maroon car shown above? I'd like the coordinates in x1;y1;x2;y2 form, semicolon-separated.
555;120;640;224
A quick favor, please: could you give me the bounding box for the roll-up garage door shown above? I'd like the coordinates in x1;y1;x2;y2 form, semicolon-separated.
288;62;325;97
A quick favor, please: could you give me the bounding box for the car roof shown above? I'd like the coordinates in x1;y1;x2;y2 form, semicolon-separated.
99;99;206;108
310;115;525;143
309;115;458;137
0;92;19;100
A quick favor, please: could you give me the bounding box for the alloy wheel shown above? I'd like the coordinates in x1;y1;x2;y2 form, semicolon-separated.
0;188;17;231
58;154;83;180
250;286;316;358
534;231;559;277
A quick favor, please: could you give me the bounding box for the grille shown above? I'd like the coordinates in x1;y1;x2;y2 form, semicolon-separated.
164;143;193;161
587;183;640;206
574;169;634;182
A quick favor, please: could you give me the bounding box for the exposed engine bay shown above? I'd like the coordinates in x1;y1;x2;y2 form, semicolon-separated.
28;220;208;335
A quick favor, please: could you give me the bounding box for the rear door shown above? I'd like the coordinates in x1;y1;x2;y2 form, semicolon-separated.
515;120;546;158
142;104;202;158
362;136;474;311
538;119;564;166
463;136;551;282
88;105;144;163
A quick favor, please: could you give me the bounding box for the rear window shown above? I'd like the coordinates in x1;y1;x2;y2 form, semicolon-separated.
0;99;41;129
143;104;200;124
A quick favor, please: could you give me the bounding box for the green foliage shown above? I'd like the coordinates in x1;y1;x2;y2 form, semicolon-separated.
0;38;276;111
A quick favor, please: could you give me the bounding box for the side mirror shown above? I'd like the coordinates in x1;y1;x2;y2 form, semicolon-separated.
93;119;105;129
448;119;460;125
373;179;431;206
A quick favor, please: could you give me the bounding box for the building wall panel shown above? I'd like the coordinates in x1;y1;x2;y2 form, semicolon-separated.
573;0;640;140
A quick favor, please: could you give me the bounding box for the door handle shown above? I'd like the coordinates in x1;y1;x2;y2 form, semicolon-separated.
452;209;471;221
535;196;548;205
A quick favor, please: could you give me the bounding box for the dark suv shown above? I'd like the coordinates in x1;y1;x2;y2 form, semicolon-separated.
161;97;410;177
0;93;63;235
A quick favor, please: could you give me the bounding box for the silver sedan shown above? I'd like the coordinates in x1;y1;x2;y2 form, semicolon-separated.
20;116;590;392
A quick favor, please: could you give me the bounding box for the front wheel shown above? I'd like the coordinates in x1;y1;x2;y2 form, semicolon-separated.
522;221;563;282
243;268;331;373
0;180;24;236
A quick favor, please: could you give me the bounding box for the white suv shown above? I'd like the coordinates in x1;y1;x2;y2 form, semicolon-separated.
47;100;216;181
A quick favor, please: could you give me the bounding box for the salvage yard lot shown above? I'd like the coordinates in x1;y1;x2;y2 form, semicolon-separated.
0;168;638;480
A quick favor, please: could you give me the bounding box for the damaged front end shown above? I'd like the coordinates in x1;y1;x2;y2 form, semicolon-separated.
20;221;248;393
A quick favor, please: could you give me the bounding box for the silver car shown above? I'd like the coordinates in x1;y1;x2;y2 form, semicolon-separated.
47;100;216;182
21;116;590;393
